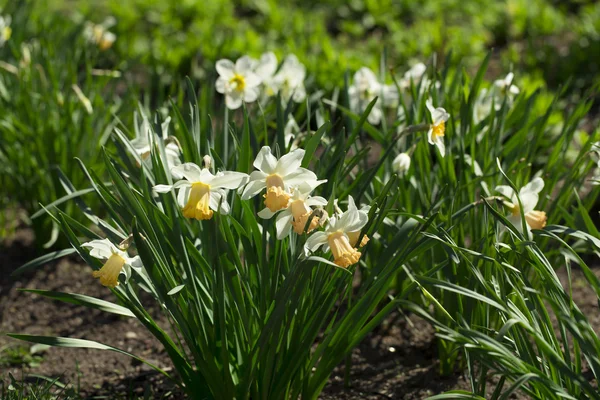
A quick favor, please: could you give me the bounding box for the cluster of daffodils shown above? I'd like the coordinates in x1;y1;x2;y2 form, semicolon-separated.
0;15;11;47
216;53;306;109
474;73;520;125
495;177;547;237
83;145;371;288
83;17;116;51
129;112;182;173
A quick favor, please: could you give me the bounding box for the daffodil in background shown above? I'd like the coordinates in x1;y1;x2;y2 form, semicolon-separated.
272;54;307;104
496;177;547;236
82;239;143;288
0;15;11;47
154;163;249;221
494;72;520;97
348;67;398;125
392;152;411;177
305;196;369;268
426;98;450;157
242;146;325;213
83;17;116;51
253;52;278;98
399;62;427;90
129;112;182;174
216;56;262;110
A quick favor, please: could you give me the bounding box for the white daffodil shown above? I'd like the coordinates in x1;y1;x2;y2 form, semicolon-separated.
254;52;279;98
272;54;307;104
82;239;142;288
495;177;547;236
348;67;398;125
154;163;249;221
494;72;520;97
83;17;116;51
130;113;182;173
392;153;411;176
258;188;328;239
399;62;427;89
241;146;326;213
0;15;11;47
216;56;262;110
426;98;450;157
305;196;369;268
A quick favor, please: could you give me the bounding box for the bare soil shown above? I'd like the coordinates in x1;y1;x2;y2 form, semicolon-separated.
1;227;598;399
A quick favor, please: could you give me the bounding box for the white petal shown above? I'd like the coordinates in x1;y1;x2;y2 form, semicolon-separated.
518;192;538;214
243;87;259;103
253;146;278;173
216;59;235;79
255;52;278;79
495;185;516;200
426;98;435;115
432;107;450;125
244;72;261;88
171;163;203;182
306;196;328;206
241;179;267;200
305;231;329;253
258;207;277;219
276;212;294;239
235;56;254;75
225;94;243;110
435;137;446;157
210;171;249;190
277;148;305;176
521;177;544;195
153;184;174;193
215;77;227;94
210;191;231;214
82;239;115;260
177;185;191;208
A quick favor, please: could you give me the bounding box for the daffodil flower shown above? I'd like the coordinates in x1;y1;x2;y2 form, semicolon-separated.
426;98;450;157
305;196;369;268
495;177;547;236
399;63;426;89
154;163;249;221
348;67;398;125
130;113;181;173
494;72;520;96
83;18;116;50
258;186;327;239
241;147;325;213
272;54;307;104
82;239;143;288
0;15;11;47
216;56;262;110
392;153;411;177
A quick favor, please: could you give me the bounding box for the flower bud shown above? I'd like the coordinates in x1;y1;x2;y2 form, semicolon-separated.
203;155;212;169
392;153;411;176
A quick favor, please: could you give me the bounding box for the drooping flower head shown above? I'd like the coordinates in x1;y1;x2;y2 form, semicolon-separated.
242;147;325;213
399;63;427;89
82;239;142;288
0;15;11;47
348;67;398;125
495;177;547;236
258;183;327;239
392;153;411;177
305;196;369;268
216;56;262;110
154;163;249;221
426;98;450;157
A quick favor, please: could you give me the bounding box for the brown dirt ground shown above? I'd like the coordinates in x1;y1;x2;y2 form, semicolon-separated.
1;227;598;399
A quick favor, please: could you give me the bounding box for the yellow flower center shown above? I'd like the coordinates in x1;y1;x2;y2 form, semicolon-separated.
347;231;369;248
264;174;290;212
431;121;445;140
182;182;213;220
327;231;361;268
229;74;246;92
525;210;547;230
99;35;114;51
93;253;126;288
290;199;319;235
2;26;11;42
